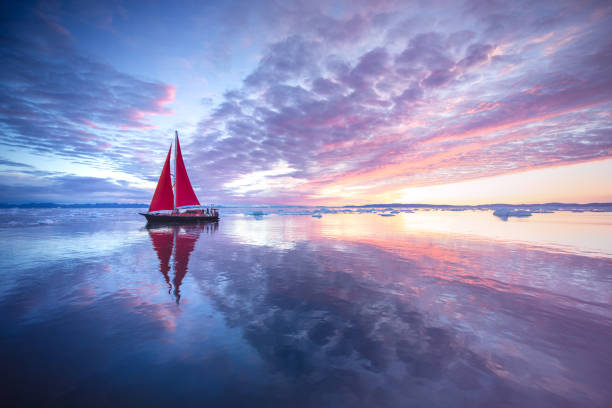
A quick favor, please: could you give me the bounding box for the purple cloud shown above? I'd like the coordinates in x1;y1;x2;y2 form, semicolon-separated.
0;174;151;203
0;3;176;181
183;0;611;203
245;36;321;87
1;0;611;204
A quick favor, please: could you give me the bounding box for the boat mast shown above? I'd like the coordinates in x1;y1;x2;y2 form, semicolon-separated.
174;130;178;211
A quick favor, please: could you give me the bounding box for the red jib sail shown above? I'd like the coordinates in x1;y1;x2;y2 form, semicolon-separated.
175;136;200;207
148;146;174;212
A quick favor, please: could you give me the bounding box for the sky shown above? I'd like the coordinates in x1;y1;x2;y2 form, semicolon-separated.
0;0;611;205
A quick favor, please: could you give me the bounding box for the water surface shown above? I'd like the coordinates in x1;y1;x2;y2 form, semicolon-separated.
0;208;610;407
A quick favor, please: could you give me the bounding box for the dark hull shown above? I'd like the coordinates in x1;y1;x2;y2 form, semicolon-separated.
140;213;219;224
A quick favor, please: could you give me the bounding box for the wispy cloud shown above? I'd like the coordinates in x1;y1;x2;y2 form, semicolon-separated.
1;0;610;204
185;0;611;203
0;2;176;181
0;173;150;203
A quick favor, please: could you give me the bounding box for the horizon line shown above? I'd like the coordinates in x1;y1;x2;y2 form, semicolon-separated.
1;201;611;208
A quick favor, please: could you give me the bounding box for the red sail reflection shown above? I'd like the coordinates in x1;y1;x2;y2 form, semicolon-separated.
147;223;217;303
149;228;174;292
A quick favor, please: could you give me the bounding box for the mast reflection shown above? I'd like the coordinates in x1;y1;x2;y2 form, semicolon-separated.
147;222;217;303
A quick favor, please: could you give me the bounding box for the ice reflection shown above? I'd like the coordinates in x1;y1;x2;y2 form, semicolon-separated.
147;222;217;303
1;210;611;407
225;216;300;250
191;214;612;406
313;211;612;258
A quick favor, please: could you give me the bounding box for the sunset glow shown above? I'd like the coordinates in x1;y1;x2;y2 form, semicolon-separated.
0;0;610;205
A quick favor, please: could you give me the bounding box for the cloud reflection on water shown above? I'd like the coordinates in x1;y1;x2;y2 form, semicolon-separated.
0;210;610;406
175;213;611;406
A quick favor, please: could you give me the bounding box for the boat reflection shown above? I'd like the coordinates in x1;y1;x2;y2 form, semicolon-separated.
147;222;217;303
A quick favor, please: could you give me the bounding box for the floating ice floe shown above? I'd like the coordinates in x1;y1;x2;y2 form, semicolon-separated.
246;210;268;219
318;208;338;214
531;209;555;213
379;213;396;217
493;208;532;220
311;213;322;218
247;210;267;216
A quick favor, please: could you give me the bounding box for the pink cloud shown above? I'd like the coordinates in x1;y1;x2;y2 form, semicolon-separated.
466;102;501;114
121;85;176;130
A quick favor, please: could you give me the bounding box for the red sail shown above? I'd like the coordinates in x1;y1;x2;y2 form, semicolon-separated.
148;146;174;212
173;225;201;303
148;228;174;289
175;136;200;207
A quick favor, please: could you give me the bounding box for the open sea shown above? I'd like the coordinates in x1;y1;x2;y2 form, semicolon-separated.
0;207;611;407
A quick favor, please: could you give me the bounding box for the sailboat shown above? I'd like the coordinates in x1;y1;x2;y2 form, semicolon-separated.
140;131;219;224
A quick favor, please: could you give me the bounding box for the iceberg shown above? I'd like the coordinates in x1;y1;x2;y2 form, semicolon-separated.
493;208;532;221
319;208;338;214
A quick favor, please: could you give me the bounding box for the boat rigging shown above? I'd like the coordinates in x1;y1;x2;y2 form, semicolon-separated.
140;131;219;224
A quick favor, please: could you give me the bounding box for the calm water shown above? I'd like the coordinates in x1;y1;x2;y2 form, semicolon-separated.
0;208;611;407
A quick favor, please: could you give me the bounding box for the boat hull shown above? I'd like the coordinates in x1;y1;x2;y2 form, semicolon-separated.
140;213;219;224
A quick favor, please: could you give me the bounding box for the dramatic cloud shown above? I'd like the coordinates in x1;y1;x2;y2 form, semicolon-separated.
0;173;151;203
0;1;177;194
1;0;610;204
182;0;612;204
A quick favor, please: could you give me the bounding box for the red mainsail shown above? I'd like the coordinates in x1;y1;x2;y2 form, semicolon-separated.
148;146;174;212
174;135;200;208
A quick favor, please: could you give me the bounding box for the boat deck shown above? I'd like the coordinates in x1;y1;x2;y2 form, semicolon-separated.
140;213;219;224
